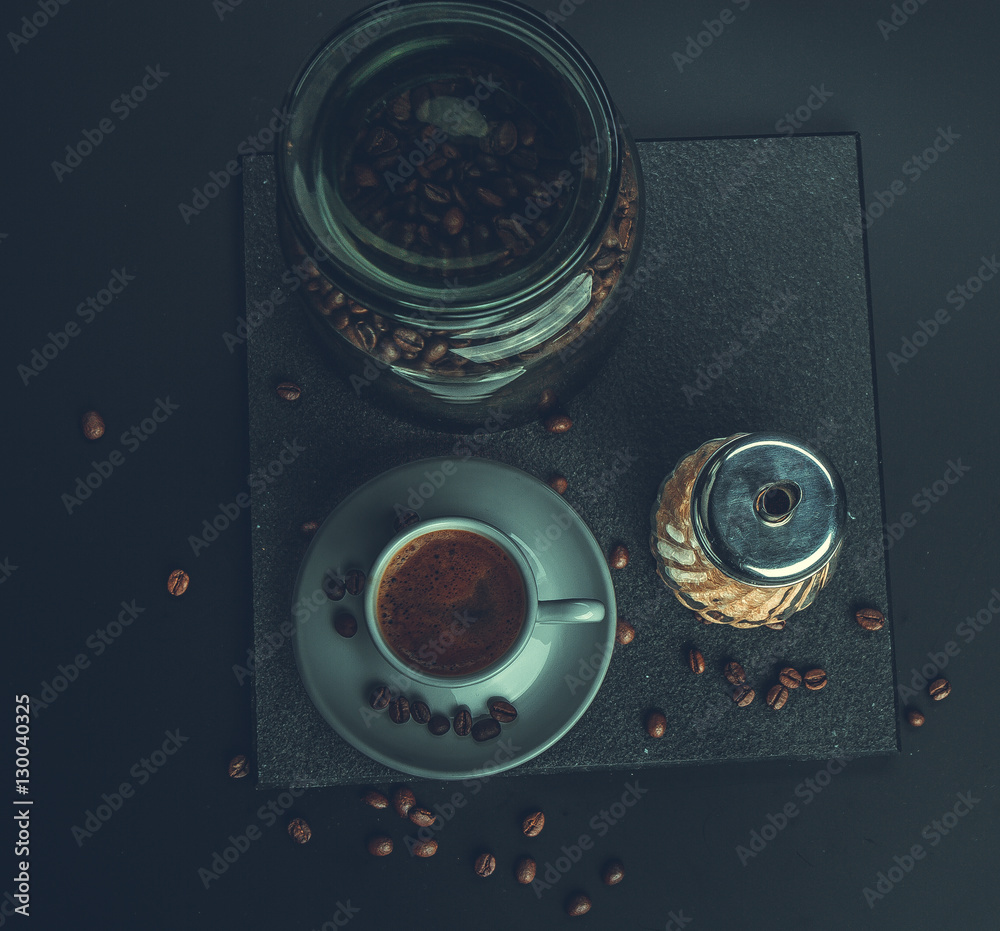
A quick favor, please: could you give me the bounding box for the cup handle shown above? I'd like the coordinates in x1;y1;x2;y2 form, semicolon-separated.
535;599;605;624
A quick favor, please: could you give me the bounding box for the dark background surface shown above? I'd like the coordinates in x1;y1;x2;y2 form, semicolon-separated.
2;1;997;929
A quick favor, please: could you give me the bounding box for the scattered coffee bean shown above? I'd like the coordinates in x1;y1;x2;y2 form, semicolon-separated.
276;381;301;401
287;818;311;844
409;807;436;827
488;698;517;723
609;544;630;569
778;667;802;689
549;475;569;494
300;520;320;535
81;410;105;440
602;860;625;885
454;709;472;737
724;661;746;686
413;839;438;857
766;684;790;710
515;857;537;884
392;786;416;817
907;709;926;727
803;669;828;691
856;607;885;631
388;696;411;724
368;835;393;856
472;718;501;742
522;810;545;837
341;568;364;596
615;618;635;645
732;685;755;707
362;790;389;809
474;852;496;877
334;612;357;638
167;569;190;597
393;509;420;532
544;414;573;434
322;572;346;601
410;700;431;724
370;686;392;710
567;894;591;917
929;678;951;701
688;648;706;675
227;754;248;779
646;711;666;738
428;713;451;736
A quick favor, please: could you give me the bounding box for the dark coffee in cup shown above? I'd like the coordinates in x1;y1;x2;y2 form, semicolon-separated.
375;529;526;676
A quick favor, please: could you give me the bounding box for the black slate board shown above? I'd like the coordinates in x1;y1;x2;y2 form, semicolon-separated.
243;135;898;789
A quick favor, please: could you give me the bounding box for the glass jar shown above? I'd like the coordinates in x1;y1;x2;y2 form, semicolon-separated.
277;0;645;431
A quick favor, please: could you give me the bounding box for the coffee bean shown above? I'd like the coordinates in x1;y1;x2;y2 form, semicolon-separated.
353;164;378;188
366;127;398;155
778;667;802;689
929;678;951;701
422;338;449;363
410;700;431;724
409;807;436;827
390;92;411;121
907;709;926;727
362;790;389;809
646;711;666;738
428;714;450;736
300;520;320;535
392;327;425;354
472;718;501;741
344;568;366;596
323;572;346;601
724;661;746;686
388;696;411;724
856;608;885;631
602;860;625;885
615;618;635;645
488;698;517;723
609;545;630;569
413;839;438;857
334;612;357;638
732;685;755;707
766;684;790;710
544;414;573;434
454;709;472;737
442;206;465;235
393;509;420;532
276;381;301;401
803;669;828;691
549;475;568;494
287;818;311;844
688;648;706;675
227;754;248;779
474;852;496;877
515;857;537;884
81;410;105;440
522;810;545;836
567;894;591;917
392;786;416;817
167;569;190;597
369;686;391;710
368;835;393;856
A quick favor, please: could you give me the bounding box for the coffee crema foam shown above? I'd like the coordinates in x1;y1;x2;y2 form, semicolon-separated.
376;529;526;675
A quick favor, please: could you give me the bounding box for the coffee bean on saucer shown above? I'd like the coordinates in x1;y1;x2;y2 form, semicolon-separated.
522;810;545;836
388;696;410;724
472;718;501;742
615;618;635;645
766;684;789;710
409;808;436;827
515;857;537;884
929;678;951;700
724;661;746;685
544;414;573;434
344;568;366;596
645;711;666;738
287;818;311;844
549;475;568;494
276;381;301;401
410;700;431;724
803;669;828;690
732;685;755;707
567;894;591;916
488;698;517;723
334;612;357;638
227;754;249;779
602;860;625;885
323;572;346;601
454;709;472;737
609;544;630;569
363;790;389;809
370;686;391;710
413;839;438;857
300;520;320;535
779;667;802;689
368;835;393;856
81;410;105;440
428;714;450;736
856;607;885;630
167;569;190;597
474;852;496;877
392;786;416;817
907;709;926;727
688;648;706;675
393;509;420;532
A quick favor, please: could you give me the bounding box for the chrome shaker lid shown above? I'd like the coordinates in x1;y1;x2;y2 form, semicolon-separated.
691;433;846;586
